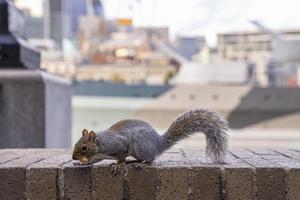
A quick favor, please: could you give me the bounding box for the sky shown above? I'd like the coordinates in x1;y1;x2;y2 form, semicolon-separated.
14;0;300;45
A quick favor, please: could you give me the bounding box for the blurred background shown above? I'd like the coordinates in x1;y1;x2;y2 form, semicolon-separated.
5;0;300;149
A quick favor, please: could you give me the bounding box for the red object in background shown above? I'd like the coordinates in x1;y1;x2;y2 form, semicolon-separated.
91;53;107;64
288;77;298;88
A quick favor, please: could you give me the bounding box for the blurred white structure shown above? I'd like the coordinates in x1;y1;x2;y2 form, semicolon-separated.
153;37;249;85
174;62;248;84
252;21;300;87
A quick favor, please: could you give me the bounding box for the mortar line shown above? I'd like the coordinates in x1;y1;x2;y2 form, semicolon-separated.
246;149;281;165
228;151;256;168
246;149;290;200
0;157;20;165
219;166;225;200
290;148;300;154
271;150;293;159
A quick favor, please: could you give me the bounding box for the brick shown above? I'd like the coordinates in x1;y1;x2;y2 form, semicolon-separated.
58;161;92;200
247;148;279;156
231;148;259;160
92;160;124;200
224;167;254;200
26;153;71;200
155;150;192;200
285;168;300;200
157;166;189;200
253;150;300;200
154;150;187;164
189;166;221;200
274;149;300;161
255;167;285;200
1;148;66;157
126;164;157;200
255;151;300;169
234;150;286;200
182;150;221;200
0;156;45;200
223;153;255;200
0;151;20;164
182;150;210;165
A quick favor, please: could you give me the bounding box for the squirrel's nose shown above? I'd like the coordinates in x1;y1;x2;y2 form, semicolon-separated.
72;155;76;160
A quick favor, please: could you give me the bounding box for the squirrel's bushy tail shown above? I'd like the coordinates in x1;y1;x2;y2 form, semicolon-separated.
162;109;228;162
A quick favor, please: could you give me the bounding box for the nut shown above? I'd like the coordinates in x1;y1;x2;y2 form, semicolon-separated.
81;157;88;163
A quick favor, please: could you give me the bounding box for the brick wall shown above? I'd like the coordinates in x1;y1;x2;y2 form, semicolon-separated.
0;148;300;199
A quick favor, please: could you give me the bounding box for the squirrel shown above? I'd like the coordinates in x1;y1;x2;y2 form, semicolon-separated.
72;109;228;167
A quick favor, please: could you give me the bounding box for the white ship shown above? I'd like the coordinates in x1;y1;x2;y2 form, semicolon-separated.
135;22;300;130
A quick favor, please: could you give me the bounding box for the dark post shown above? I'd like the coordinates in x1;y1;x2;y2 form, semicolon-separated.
0;0;40;69
0;0;9;33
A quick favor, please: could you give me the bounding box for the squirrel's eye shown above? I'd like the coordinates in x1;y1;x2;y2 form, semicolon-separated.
81;144;88;152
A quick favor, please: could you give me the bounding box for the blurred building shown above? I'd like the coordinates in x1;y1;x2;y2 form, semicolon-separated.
75;64;176;85
11;5;44;39
79;16;107;59
44;0;63;46
217;29;300;86
174;35;206;60
44;0;105;45
136;27;170;44
24;16;44;39
65;0;104;37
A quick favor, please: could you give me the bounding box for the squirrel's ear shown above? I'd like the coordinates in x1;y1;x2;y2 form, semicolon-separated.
89;130;96;142
82;129;89;136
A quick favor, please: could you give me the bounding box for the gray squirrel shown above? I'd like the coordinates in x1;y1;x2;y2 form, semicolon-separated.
72;109;228;167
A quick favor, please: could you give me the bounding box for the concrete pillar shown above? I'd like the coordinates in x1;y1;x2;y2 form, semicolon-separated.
0;0;71;148
0;70;72;148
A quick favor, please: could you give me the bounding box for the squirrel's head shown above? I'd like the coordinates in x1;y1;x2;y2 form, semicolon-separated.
72;129;97;164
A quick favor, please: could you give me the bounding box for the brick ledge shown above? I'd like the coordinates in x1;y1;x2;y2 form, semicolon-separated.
0;148;300;199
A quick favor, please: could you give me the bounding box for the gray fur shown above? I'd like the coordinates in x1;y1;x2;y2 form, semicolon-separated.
91;109;228;164
163;109;228;162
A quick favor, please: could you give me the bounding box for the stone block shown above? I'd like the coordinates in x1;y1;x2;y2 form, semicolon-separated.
223;166;254;200
180;150;222;200
0;150;20;164
275;149;300;161
157;166;189;200
126;164;157;200
189;166;221;200
92;160;124;200
233;149;286;200
26;152;71;200
0;156;45;200
252;149;300;200
222;153;255;200
285;168;300;200
0;70;71;148
58;161;92;200
256;167;286;200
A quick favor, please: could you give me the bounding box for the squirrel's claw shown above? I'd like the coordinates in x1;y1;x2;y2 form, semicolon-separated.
110;162;125;176
109;160;150;175
130;162;148;170
73;161;82;166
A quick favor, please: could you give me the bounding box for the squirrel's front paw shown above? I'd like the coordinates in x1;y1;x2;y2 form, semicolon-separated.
73;161;82;166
